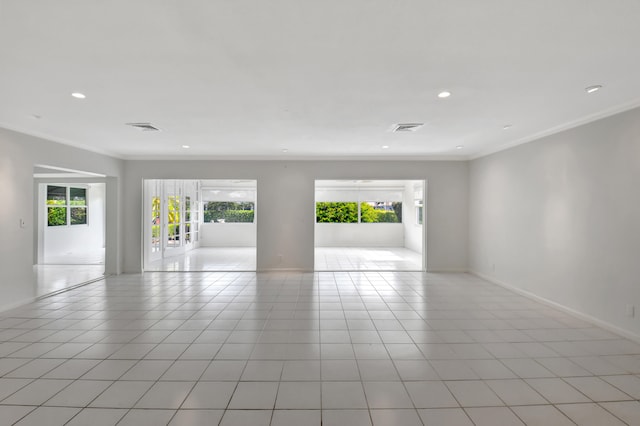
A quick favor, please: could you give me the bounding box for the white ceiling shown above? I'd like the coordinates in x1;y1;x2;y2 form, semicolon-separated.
2;0;640;160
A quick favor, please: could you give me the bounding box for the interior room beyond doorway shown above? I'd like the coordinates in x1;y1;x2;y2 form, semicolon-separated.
143;179;257;271
34;166;107;296
314;179;425;271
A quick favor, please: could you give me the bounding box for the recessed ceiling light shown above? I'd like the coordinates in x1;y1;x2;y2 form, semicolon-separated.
503;124;513;130
585;85;602;94
456;145;464;150
182;145;190;149
282;148;288;153
71;92;86;99
382;145;389;149
437;91;451;98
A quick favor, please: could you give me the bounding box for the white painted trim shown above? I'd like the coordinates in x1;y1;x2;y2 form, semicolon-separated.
471;271;640;344
257;268;311;272
0;122;124;159
123;154;468;161
34;164;106;177
470;98;640;160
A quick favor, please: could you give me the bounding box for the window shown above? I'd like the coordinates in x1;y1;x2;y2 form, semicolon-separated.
185;196;192;243
151;196;161;252
204;202;255;223
47;185;87;226
167;196;180;247
316;202;358;223
416;200;423;225
316;201;401;223
70;187;87;225
360;201;401;223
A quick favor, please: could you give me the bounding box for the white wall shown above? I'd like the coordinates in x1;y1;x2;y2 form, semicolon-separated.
0;127;123;312
315;223;403;247
469;107;640;338
41;183;105;263
200;223;256;247
122;160;469;273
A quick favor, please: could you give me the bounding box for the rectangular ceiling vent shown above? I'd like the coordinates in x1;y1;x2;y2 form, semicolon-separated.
126;122;161;132
392;123;424;132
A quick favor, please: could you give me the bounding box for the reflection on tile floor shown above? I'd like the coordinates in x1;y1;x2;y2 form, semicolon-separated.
34;265;105;297
146;248;256;272
2;271;640;425
315;247;423;271
43;249;105;266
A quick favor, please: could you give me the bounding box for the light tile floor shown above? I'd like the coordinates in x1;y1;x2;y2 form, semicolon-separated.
36;248;106;297
34;265;105;297
43;249;106;266
315;247;423;271
1;271;640;425
146;248;257;272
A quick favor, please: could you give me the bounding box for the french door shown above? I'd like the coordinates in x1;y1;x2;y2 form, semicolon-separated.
144;180;200;268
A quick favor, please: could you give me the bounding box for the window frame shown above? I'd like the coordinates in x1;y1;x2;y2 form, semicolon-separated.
46;185;89;227
315;201;402;224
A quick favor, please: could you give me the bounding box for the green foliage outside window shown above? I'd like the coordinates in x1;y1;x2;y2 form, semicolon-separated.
316;201;401;223
47;185;66;205
316;202;358;223
204;202;254;223
70;207;87;225
360;202;401;223
152;196;160;239
69;188;87;206
168;196;180;225
223;210;255;223
47;185;89;226
48;207;67;226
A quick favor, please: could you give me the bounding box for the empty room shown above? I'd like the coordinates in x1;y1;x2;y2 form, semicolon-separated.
1;1;640;425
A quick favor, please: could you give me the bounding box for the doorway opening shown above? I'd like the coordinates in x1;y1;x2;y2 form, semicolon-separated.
143;179;257;271
34;166;107;296
314;179;425;271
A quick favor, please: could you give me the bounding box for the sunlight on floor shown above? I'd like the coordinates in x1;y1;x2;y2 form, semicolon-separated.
146;247;257;272
315;247;423;271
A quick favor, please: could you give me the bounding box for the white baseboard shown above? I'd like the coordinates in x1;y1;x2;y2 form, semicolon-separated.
470;270;640;344
426;268;469;273
257;268;311;273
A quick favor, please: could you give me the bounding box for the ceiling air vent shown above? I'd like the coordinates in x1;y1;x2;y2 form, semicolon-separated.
126;122;161;132
392;123;423;132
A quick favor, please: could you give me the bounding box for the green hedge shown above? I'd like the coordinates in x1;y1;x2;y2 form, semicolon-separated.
204;202;255;223
316;201;401;223
204;209;254;223
47;207;66;226
360;202;400;223
223;210;254;223
316;202;358;223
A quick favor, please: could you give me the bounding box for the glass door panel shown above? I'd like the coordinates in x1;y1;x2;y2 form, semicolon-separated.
167;195;181;249
184;196;192;244
151;196;161;253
